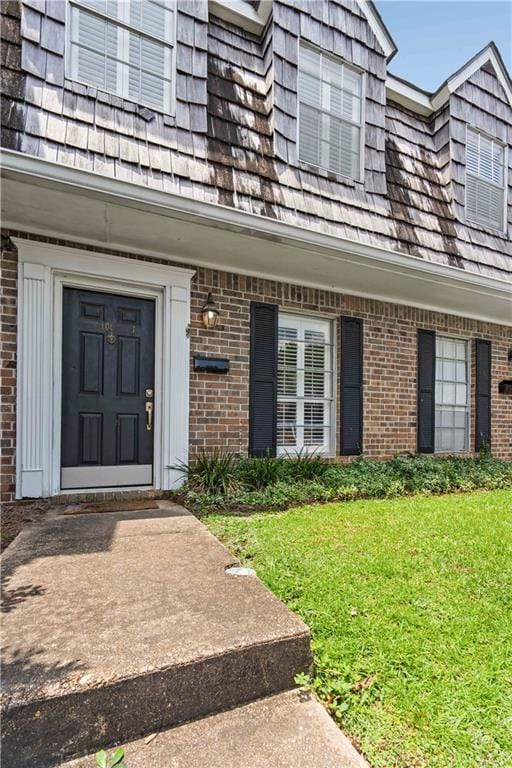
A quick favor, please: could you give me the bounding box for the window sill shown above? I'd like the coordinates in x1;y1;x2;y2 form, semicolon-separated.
64;78;176;124
297;161;364;189
277;449;334;458
463;214;507;238
434;450;471;456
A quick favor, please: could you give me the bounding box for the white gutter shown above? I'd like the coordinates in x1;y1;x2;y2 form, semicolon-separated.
386;75;433;116
1;149;511;305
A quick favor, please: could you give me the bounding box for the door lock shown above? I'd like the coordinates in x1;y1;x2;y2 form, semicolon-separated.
145;388;153;398
145;401;153;432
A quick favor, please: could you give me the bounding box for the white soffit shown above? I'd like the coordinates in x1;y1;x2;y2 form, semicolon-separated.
1;151;511;326
209;0;271;34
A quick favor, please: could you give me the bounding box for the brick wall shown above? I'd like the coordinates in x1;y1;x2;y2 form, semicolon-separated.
1;237;18;502
190;268;512;460
1;232;511;501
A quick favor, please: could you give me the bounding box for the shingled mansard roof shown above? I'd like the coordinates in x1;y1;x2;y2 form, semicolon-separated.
1;0;511;283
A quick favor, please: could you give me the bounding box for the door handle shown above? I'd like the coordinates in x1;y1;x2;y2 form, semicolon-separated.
145;401;153;432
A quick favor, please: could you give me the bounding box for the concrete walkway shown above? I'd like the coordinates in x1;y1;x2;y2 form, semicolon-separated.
63;689;369;768
1;501;367;768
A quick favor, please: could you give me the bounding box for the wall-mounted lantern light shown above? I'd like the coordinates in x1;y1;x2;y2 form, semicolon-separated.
201;292;219;330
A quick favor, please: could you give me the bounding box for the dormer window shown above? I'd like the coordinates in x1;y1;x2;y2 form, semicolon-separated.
298;42;364;181
465;127;506;232
67;0;175;113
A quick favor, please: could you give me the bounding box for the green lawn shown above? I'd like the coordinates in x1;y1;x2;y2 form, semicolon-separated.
206;490;512;768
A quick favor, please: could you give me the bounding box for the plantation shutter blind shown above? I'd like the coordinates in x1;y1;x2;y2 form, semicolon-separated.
475;339;491;451
465;128;506;231
69;0;174;113
417;329;436;453
249;302;278;457
340;317;363;455
298;43;363;180
71;5;119;92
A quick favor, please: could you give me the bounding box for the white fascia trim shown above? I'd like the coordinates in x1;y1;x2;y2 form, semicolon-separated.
386;75;433;116
387;46;512;115
436;46;512;109
10;237;196;285
2;149;511;301
357;0;397;61
209;0;271;35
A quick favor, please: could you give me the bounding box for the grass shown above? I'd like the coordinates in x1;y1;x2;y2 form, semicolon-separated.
206;489;512;768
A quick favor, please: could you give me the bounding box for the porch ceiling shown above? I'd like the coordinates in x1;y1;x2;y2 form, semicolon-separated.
2;153;511;325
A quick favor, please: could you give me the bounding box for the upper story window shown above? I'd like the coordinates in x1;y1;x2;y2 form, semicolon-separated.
465;127;506;232
298;42;364;181
67;0;175;113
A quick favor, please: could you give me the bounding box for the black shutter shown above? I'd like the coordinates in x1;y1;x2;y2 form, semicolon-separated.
249;302;278;457
475;339;491;451
417;329;436;453
340;316;363;455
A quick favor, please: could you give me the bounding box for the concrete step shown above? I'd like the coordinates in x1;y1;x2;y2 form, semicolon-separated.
61;690;370;768
1;503;311;768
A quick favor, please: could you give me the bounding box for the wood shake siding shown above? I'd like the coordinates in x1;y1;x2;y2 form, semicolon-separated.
1;0;509;279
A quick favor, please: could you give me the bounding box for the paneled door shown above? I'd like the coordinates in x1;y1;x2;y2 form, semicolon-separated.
61;288;155;490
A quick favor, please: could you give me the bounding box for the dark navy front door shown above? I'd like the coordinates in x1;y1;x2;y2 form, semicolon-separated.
61;288;155;489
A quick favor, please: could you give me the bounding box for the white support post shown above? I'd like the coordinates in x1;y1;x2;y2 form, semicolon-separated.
162;285;190;489
18;261;52;498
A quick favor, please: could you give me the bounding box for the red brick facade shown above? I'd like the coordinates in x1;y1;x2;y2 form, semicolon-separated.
1;232;511;502
191;266;512;461
0;236;18;503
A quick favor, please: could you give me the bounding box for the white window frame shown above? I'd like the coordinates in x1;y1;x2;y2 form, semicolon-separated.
65;0;177;115
464;125;507;233
297;40;366;183
434;334;471;454
277;312;335;456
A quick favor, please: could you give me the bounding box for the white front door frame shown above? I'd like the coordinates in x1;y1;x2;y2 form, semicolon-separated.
14;238;194;499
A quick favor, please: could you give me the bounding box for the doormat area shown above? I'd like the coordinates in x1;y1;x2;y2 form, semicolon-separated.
62;499;160;515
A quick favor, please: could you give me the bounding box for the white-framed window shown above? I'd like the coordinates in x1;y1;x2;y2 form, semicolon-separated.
298;41;364;180
435;336;470;453
277;313;334;455
465;127;506;232
67;0;175;114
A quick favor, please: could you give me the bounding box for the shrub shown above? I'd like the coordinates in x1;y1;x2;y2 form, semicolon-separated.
175;450;512;515
174;448;241;496
238;454;287;489
282;449;331;481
